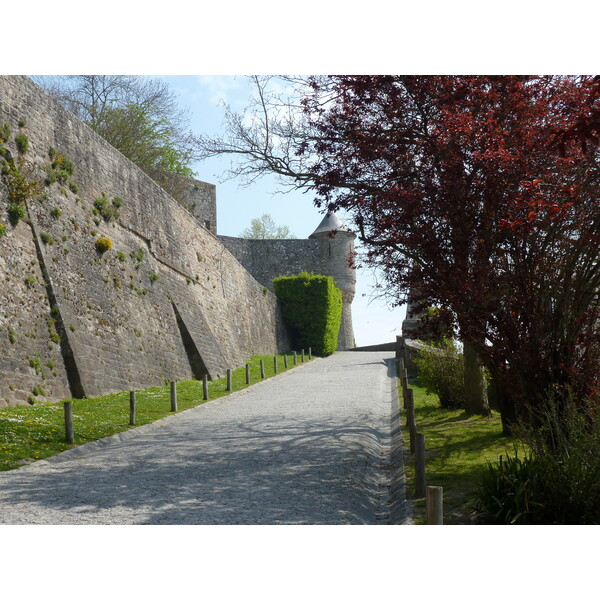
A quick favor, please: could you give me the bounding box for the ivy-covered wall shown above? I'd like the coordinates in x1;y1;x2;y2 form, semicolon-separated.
273;272;342;356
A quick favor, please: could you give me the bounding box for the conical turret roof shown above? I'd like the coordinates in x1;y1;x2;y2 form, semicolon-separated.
308;213;354;239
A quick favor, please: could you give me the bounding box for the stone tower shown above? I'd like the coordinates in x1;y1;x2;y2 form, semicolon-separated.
308;213;356;350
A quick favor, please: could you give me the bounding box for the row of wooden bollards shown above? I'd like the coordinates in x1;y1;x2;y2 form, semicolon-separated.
398;358;444;525
62;349;312;445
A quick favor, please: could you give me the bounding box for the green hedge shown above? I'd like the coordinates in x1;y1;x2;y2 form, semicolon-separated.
273;272;342;356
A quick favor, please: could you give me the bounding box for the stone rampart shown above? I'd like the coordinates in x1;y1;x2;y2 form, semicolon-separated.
218;234;356;349
0;76;290;406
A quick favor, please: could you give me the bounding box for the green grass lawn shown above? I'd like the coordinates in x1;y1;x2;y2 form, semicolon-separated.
401;377;518;524
0;353;309;471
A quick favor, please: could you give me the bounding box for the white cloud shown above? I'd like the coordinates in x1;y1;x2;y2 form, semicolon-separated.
195;75;245;106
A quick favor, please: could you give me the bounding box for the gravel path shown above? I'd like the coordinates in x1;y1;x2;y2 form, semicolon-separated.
0;351;406;525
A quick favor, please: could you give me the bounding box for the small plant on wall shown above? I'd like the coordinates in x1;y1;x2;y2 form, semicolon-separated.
15;133;29;154
96;236;112;253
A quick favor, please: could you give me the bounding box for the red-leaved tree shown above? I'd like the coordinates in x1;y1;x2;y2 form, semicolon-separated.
299;75;600;430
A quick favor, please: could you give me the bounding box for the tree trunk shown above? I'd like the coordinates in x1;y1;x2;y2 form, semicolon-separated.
463;341;491;416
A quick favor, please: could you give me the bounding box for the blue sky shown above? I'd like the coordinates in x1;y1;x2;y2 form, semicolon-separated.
159;75;407;346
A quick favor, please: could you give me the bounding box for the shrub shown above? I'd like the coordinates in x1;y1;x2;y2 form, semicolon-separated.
116;251;127;262
94;195;120;222
130;248;144;263
3;158;40;207
414;338;464;409
473;396;600;524
0;223;6;238
149;271;160;282
52;154;73;176
15;133;29;154
8;202;26;226
273;272;342;356
18;118;26;128
1;123;11;143
50;207;62;218
40;232;54;245
45;152;74;185
96;236;112;253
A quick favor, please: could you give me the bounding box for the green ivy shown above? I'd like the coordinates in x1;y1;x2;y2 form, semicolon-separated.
273;272;342;356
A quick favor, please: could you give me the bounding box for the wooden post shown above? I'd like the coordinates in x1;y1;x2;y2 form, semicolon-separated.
398;357;405;376
284;354;288;369
129;391;136;426
293;351;297;365
426;486;444;525
406;390;416;454
203;374;209;400
64;401;74;444
409;424;417;454
308;347;312;360
401;379;409;408
246;364;250;385
301;349;305;363
415;433;426;497
406;390;415;429
170;381;177;412
273;356;278;373
260;359;265;379
226;369;232;391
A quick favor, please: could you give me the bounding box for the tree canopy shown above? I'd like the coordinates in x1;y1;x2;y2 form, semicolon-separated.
240;213;295;239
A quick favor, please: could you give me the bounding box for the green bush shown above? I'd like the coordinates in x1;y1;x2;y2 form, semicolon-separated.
414;338;464;409
273;272;342;356
7;202;26;226
96;236;112;253
93;195;120;223
45;152;74;186
15;133;29;154
473;397;600;524
1;123;11;143
0;223;6;238
40;232;54;245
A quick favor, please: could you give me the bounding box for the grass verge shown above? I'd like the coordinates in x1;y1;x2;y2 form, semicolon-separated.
0;353;310;471
401;377;517;524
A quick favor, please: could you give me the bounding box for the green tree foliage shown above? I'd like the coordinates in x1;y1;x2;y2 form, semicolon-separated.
33;75;199;199
94;103;194;179
273;272;342;356
240;213;295;239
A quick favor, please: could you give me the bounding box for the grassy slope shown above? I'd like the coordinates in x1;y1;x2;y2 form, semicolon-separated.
402;378;517;524
0;353;308;471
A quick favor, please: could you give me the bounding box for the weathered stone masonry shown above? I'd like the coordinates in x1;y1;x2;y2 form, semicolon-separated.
0;76;356;407
0;76;292;406
218;213;357;350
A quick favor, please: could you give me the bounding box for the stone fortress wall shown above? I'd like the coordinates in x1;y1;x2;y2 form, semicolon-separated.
218;218;357;350
0;76;356;407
